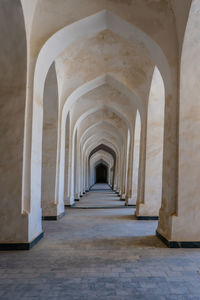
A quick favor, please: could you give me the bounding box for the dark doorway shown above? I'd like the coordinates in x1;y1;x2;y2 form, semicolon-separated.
95;163;108;183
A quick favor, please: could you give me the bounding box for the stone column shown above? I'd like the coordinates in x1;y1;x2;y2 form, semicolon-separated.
0;0;43;249
136;67;164;219
41;63;65;220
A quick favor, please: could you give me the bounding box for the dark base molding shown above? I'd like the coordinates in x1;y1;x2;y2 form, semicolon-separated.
75;198;80;202
65;203;75;207
0;232;44;251
156;231;200;248
85;190;89;192
120;198;125;201
42;212;65;221
125;204;136;207
136;216;158;220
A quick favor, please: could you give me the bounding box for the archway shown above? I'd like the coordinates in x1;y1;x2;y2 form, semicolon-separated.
27;10;174;224
90;151;114;187
95;163;108;184
89;144;116;188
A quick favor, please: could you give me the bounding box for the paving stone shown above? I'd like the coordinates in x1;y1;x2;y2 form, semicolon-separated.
1;188;200;299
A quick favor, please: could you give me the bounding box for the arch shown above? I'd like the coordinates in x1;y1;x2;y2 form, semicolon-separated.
72;104;131;138
80;121;123;167
89;144;116;188
89;144;116;161
62;74;139;166
90;153;113;187
34;10;171;101
19;6;181;252
84;137;120;190
57;74;135;205
90;150;114;166
80;120;125;147
29;9;172;211
80;136;120;195
85;138;119;160
70;119;123;201
94;159;109;170
62;74;142;132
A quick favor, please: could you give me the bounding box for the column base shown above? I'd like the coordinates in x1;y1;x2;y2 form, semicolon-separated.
120;192;126;200
42;212;65;221
156;231;200;248
65;196;75;206
125;197;136;206
0;232;44;251
136;216;158;220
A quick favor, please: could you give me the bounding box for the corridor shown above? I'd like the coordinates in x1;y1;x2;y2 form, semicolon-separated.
1;188;200;299
74;184;126;208
2;2;200;299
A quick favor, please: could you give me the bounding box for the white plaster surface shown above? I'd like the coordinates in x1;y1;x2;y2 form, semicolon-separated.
137;67;164;217
1;0;199;246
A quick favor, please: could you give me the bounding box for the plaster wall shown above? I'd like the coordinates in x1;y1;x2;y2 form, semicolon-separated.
132;111;141;205
63;114;70;203
20;0;38;40
137;67;164;216
169;0;200;241
0;0;28;243
41;63;64;217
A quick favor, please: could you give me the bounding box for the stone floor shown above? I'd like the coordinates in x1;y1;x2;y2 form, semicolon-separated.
75;184;125;208
1;185;200;299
